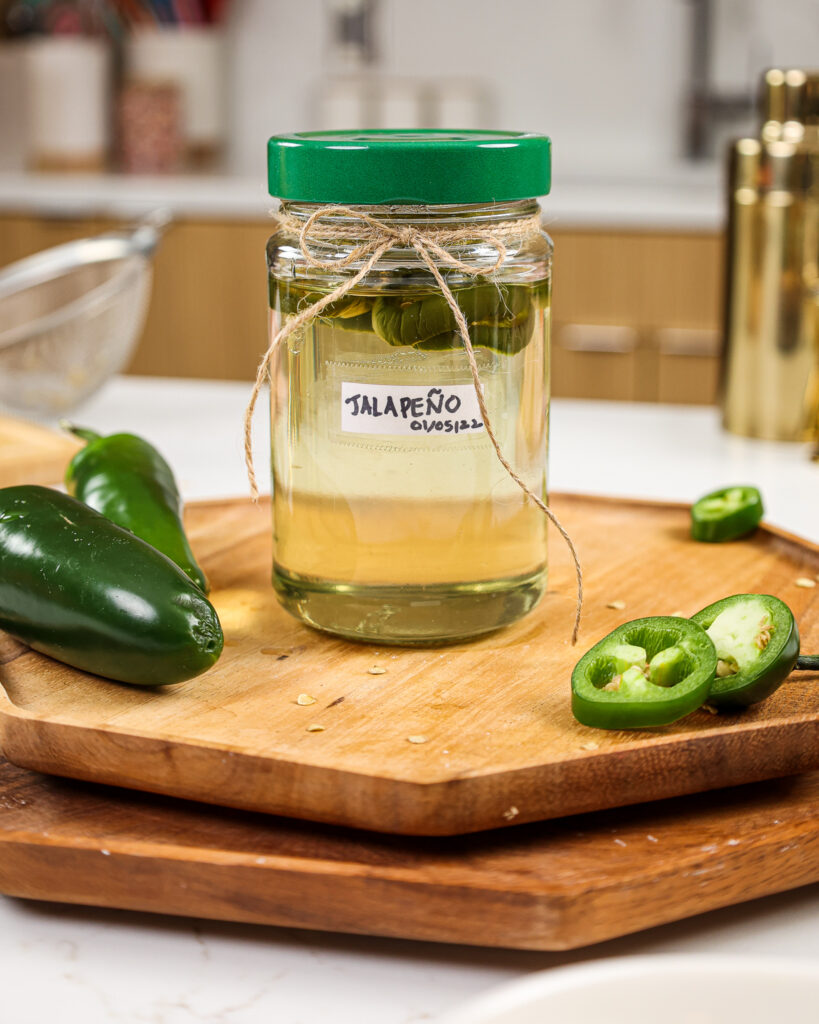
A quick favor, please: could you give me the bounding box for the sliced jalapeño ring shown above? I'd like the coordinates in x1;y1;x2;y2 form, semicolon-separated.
691;593;800;709
571;615;716;730
690;485;763;543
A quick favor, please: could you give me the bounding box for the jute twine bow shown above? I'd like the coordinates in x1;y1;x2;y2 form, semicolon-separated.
244;205;583;643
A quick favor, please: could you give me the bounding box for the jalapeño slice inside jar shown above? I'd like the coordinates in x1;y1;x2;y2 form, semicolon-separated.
271;279;538;354
690;485;764;542
691;593;800;709
571;616;717;730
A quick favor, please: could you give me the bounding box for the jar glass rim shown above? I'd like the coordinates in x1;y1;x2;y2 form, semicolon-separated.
278;198;542;227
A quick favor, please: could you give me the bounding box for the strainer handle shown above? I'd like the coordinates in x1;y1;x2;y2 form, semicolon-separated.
130;208;172;258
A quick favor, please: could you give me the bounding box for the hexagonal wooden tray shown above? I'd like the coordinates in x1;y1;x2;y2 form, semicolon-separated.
2;755;819;950
1;494;818;836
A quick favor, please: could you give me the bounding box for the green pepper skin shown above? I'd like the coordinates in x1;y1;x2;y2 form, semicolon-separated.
329;310;374;332
272;279;537;354
690;485;764;542
372;283;534;355
0;486;223;686
571;616;717;730
691;594;799;709
64;427;208;593
272;280;373;327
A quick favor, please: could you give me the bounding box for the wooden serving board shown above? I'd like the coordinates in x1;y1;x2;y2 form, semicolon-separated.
1;754;819;950
0;414;79;487
1;495;818;836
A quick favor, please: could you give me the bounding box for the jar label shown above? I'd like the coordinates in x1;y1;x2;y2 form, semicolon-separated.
340;382;485;437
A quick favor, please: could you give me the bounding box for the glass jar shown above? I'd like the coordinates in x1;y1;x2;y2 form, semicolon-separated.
266;131;552;644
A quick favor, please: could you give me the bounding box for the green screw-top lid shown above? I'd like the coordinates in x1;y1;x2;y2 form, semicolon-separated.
267;130;551;205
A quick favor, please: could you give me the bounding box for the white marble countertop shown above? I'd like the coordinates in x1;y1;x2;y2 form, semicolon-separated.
2;377;817;1024
0;169;724;232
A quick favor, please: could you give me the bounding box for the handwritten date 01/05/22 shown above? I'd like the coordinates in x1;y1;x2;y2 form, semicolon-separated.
412;416;484;434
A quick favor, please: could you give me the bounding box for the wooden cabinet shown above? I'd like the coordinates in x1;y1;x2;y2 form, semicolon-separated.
0;214;271;383
132;219;270;381
0;215;724;403
550;229;723;404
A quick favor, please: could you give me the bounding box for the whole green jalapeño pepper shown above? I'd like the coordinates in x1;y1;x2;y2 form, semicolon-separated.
64;425;208;593
691;594;800;709
571;616;717;729
691;485;764;542
0;486;223;686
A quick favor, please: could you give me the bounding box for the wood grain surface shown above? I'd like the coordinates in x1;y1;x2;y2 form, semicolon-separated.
1;495;818;836
1;755;818;950
0;414;79;488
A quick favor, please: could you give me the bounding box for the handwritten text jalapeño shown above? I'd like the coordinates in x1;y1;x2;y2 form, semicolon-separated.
339;385;483;432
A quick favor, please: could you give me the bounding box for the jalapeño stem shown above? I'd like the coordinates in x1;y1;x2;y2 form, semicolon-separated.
59;421;103;444
796;655;819;670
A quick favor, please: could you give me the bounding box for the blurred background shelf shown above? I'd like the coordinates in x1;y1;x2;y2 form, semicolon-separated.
0;170;724;229
2;0;816;409
0;197;724;405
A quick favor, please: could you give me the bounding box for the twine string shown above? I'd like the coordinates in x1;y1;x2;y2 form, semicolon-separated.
244;205;583;644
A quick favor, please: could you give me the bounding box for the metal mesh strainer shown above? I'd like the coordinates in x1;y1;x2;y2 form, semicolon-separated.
0;212;168;416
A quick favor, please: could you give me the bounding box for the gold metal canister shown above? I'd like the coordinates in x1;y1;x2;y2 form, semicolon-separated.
760;68;787;141
759;68;819;144
721;69;819;442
